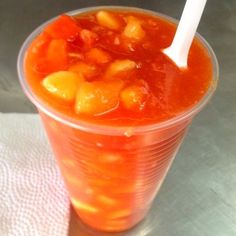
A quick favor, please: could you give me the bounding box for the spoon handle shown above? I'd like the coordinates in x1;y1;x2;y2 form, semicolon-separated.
164;0;207;68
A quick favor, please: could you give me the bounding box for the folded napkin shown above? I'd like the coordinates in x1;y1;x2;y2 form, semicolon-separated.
0;113;70;236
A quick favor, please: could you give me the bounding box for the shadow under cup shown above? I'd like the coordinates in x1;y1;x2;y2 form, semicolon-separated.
17;6;219;232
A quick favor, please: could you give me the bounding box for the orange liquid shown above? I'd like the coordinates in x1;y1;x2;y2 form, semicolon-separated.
24;10;213;232
25;11;212;126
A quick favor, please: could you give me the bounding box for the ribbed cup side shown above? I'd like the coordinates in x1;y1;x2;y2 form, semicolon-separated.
40;112;190;232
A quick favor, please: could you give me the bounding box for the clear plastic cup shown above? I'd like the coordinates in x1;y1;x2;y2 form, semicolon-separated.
17;6;219;232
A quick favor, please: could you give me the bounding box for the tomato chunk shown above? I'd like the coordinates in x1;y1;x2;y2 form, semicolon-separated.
42;71;84;101
123;16;146;41
69;62;98;79
85;48;111;64
46;39;68;72
108;209;131;219
97;195;117;206
105;59;136;78
80;29;98;48
120;84;149;111
75;80;124;115
96;11;121;31
45;15;81;41
71;198;99;214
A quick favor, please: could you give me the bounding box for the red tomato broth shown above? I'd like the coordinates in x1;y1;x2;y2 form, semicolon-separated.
40;107;188;231
24;9;213;232
24;10;213;127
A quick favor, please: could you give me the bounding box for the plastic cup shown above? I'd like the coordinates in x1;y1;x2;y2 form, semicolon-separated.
17;6;218;232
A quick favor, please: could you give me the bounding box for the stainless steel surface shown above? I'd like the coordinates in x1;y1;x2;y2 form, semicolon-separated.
1;0;235;235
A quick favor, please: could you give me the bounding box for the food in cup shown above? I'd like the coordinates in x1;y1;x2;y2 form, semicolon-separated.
20;8;216;232
24;9;212;125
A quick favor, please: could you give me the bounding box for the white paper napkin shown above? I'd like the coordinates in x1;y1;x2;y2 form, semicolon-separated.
0;113;70;236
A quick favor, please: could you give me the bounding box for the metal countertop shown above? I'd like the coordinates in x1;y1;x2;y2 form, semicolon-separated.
1;0;236;235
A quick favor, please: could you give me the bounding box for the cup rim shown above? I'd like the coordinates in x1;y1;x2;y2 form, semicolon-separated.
17;6;219;135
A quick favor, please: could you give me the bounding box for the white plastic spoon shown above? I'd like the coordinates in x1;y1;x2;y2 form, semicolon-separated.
163;0;207;69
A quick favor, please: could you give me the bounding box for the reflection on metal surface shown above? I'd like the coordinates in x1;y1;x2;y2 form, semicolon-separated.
135;218;153;236
69;205;155;236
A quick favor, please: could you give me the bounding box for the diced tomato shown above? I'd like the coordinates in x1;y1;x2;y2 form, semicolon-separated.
120;84;149;111
75;80;124;115
46;39;68;72
85;48;111;64
105;59;136;78
42;71;84;101
71;198;99;214
33;39;68;74
96;11;122;31
80;29;98;48
45;15;81;41
98;152;122;163
68;52;84;61
123;16;146;41
69;62;98;79
108;209;131;219
97;195;117;206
